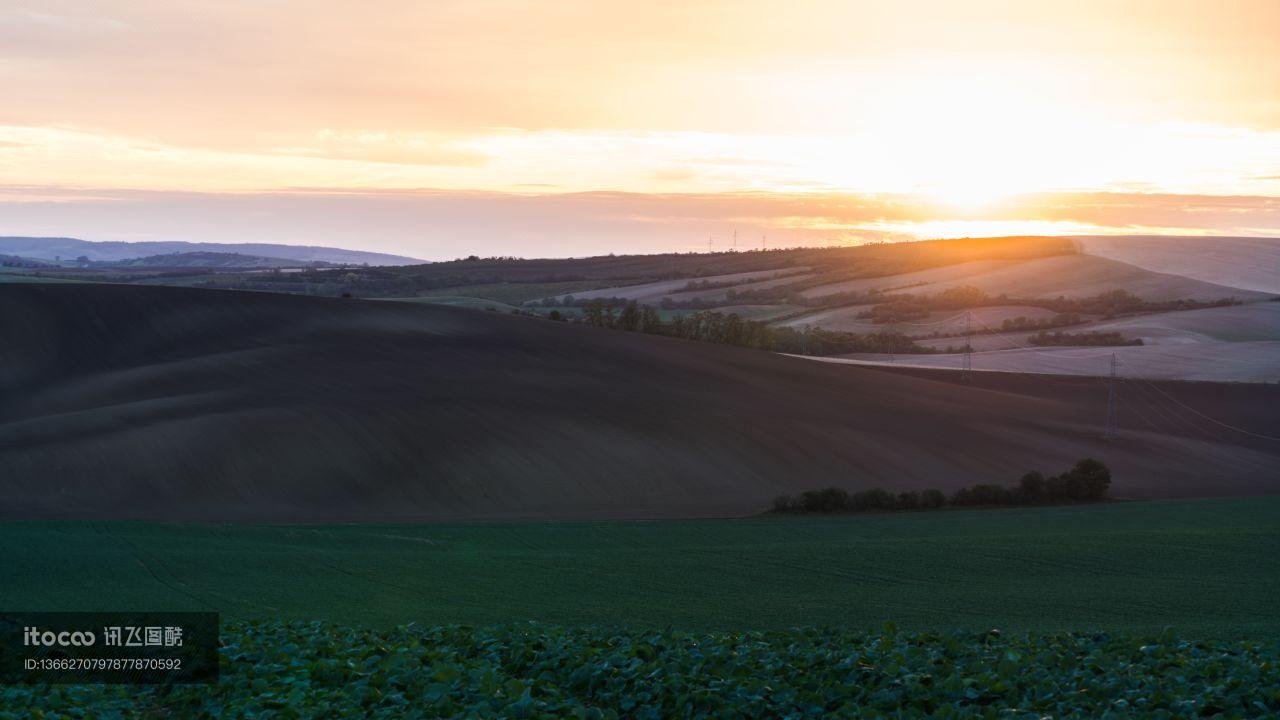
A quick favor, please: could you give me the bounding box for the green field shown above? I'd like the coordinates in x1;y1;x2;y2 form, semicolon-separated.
4;497;1277;637
0;272;86;283
380;295;524;312
412;279;620;304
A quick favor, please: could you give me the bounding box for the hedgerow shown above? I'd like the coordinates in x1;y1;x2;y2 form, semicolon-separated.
3;622;1277;718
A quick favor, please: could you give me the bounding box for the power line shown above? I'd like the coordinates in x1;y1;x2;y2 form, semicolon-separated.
1123;361;1280;442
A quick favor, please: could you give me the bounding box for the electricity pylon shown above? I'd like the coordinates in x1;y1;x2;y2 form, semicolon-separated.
961;311;972;382
1104;352;1121;440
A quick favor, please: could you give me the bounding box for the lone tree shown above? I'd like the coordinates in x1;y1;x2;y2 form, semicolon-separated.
1066;458;1112;501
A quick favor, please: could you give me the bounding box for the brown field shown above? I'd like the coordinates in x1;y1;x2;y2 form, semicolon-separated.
3;282;1278;522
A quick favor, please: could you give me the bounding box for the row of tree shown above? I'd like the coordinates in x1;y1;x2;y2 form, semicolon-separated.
862;287;1239;321
1027;330;1144;347
577;300;776;350
770;458;1113;514
569;300;944;355
770;326;937;355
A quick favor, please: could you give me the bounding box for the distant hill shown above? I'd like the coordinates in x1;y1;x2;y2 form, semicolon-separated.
1;282;1276;521
99;251;332;269
0;237;423;266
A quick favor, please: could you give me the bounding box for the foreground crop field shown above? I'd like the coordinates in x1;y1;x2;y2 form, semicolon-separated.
2;498;1277;637
4;623;1277;719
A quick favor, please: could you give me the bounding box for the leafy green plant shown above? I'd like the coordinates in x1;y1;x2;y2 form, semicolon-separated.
3;623;1276;718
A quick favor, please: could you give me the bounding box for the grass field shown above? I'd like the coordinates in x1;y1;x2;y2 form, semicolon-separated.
0;271;85;283
4;497;1277;638
412;279;620;304
380;295;524;312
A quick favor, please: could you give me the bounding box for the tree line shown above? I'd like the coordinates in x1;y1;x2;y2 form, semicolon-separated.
770;458;1112;514
859;288;1239;324
565;300;940;355
576;300;776;350
1027;331;1144;347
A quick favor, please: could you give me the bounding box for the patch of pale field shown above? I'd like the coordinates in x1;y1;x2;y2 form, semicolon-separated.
1067;301;1280;345
1077;236;1280;295
660;273;815;303
547;268;806;303
817;341;1280;383
801;254;1269;303
780;304;1060;335
798;259;1015;299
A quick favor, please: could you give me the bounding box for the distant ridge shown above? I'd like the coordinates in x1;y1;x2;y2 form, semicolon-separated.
100;251;337;269
0;236;423;266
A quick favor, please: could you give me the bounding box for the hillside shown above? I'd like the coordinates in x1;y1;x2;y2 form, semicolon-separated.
2;282;1278;522
164;235;1076;299
1076;235;1280;294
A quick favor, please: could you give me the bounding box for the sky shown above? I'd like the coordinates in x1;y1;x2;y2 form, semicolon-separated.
2;0;1279;260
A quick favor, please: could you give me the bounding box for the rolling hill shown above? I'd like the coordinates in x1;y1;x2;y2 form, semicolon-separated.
2;282;1278;522
1076;235;1280;295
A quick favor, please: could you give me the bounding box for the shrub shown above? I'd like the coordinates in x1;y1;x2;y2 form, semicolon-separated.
1065;458;1111;501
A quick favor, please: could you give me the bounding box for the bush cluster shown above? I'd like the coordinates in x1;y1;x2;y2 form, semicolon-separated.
771;458;1112;514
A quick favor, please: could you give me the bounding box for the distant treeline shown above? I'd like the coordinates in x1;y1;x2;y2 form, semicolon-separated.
1028;331;1144;347
857;288;1240;325
573;301;775;350
910;313;1086;340
563;300;940;355
770;458;1112;514
770;326;942;355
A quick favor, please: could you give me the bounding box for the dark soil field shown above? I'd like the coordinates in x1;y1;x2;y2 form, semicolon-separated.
3;282;1279;522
